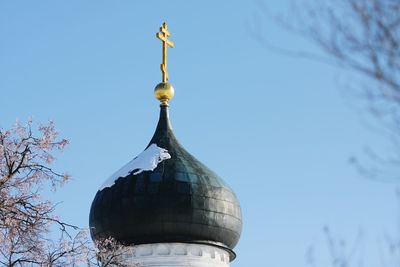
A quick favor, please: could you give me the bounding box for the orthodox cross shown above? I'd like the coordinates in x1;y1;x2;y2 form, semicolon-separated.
156;22;174;83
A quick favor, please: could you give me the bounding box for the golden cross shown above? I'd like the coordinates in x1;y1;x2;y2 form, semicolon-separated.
156;22;174;83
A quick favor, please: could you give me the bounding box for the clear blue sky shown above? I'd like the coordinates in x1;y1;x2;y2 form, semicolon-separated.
0;1;396;266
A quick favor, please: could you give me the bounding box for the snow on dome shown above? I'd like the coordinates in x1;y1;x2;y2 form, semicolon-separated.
99;144;171;190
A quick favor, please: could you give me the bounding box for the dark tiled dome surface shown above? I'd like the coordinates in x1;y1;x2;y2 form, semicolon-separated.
89;106;242;253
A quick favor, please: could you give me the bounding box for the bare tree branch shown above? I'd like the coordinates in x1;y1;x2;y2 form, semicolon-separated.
252;0;400;181
0;120;131;266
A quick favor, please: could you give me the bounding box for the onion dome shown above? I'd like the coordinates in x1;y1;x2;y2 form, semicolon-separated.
89;22;242;260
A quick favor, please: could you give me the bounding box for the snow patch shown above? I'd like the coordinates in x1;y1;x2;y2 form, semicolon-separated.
99;144;171;190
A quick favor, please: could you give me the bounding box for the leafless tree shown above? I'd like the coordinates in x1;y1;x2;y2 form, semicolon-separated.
249;0;400;266
306;190;400;267
306;226;364;267
87;237;132;267
0;119;131;266
0;119;73;266
249;0;400;181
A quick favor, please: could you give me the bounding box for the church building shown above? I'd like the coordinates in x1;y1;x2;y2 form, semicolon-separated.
89;22;242;267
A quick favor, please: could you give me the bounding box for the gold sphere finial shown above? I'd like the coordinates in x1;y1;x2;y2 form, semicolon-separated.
154;82;174;106
155;22;175;105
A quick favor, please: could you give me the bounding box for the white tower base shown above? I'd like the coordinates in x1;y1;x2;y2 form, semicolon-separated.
118;242;231;267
